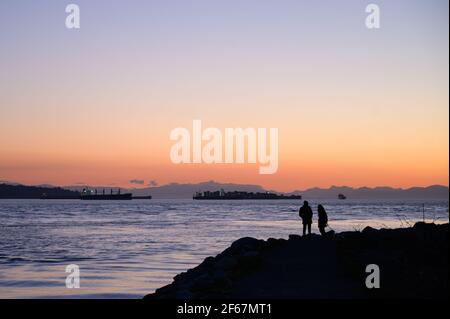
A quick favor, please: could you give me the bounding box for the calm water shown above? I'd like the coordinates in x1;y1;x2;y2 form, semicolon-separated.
0;199;448;298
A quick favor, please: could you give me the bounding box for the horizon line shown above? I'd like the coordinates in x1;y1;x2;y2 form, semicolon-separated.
1;180;448;193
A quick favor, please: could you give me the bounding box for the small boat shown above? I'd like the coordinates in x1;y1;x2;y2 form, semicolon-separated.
338;193;347;200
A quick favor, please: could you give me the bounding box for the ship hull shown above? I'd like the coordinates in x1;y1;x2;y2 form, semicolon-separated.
193;195;302;200
132;196;152;200
80;193;132;200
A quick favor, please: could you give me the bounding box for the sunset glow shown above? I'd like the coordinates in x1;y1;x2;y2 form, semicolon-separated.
0;0;448;191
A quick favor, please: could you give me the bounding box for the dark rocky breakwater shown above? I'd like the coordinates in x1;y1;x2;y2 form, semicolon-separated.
145;222;448;299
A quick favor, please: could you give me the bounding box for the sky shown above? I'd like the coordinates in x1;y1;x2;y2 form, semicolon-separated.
0;0;448;191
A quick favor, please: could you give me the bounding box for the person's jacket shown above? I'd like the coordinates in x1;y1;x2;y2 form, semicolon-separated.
299;206;313;224
318;210;328;228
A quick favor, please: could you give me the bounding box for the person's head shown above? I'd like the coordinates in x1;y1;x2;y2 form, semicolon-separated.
303;200;309;207
317;204;325;213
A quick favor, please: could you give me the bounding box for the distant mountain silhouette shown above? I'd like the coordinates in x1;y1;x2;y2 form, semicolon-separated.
2;181;448;200
134;183;448;200
294;185;449;200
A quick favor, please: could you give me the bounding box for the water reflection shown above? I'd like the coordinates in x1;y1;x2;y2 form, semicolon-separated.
0;199;448;298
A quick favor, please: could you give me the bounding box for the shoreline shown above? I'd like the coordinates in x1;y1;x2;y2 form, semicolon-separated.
145;222;449;299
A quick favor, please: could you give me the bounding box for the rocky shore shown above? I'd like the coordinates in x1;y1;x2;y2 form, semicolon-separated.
145;222;448;299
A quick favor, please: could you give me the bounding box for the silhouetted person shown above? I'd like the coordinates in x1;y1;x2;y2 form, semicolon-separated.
299;201;313;236
318;204;328;236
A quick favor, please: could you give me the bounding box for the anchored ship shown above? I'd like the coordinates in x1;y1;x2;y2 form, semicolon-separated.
80;188;132;200
40;187;151;200
193;190;302;200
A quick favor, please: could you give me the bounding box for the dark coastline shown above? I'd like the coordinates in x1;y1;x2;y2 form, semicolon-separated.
145;222;449;299
0;184;80;199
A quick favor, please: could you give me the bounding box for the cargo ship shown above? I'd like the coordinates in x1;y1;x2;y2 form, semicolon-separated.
193;190;302;200
40;187;150;200
80;188;132;200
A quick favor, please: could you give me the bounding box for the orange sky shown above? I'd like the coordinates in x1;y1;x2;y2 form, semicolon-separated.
0;1;448;191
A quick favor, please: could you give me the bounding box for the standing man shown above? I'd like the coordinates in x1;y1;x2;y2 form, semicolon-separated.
299;201;313;236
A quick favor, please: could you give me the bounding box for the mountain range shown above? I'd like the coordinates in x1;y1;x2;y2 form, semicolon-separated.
1;180;448;200
67;180;448;200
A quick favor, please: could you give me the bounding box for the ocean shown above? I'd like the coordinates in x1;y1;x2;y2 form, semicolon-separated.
0;199;448;298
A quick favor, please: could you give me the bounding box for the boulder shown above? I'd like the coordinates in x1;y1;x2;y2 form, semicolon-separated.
288;234;302;241
215;255;238;271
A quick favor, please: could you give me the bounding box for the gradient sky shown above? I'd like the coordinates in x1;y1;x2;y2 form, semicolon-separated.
0;0;448;191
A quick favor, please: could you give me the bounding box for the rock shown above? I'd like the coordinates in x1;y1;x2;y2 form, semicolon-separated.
231;237;263;250
175;289;193;299
212;270;232;290
337;231;363;241
324;230;335;239
219;237;266;258
173;271;186;281
413;221;437;232
362;226;377;235
200;256;215;266
212;269;227;281
153;284;174;295
191;274;215;292
236;249;263;275
215;255;238;270
307;234;322;240
197;256;215;271
240;250;260;259
267;237;286;247
145;223;449;300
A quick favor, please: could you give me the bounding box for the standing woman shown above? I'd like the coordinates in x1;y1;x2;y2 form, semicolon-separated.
318;204;328;236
